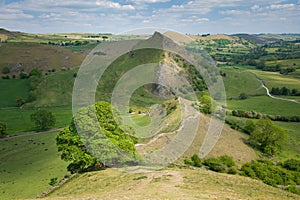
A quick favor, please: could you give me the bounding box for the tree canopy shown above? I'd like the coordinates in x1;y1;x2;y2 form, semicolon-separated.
56;101;139;173
31;110;56;131
248;118;287;156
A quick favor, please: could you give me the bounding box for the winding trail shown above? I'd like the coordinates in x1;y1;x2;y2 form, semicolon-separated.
251;72;300;104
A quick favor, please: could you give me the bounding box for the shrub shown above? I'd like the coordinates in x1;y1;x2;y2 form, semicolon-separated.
184;158;194;166
281;159;300;172
227;167;238;175
0;122;8;138
191;154;202;167
2;66;10;74
49;177;58;186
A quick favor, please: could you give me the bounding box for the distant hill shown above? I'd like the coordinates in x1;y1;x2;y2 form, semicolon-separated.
231;34;271;44
0;43;85;74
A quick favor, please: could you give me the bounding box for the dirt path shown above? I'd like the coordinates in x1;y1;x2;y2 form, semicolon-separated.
251;72;300;104
0;128;63;141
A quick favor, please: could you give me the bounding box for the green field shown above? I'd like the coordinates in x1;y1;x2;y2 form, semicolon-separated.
0;107;72;135
0;79;29;108
251;70;300;90
0;131;68;200
227;96;300;116
265;58;300;69
221;68;263;98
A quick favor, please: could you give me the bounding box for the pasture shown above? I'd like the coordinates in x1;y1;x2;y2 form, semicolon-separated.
0;79;29;108
0;131;68;200
227;96;300;116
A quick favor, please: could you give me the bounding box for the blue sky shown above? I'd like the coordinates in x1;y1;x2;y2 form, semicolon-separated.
0;0;299;34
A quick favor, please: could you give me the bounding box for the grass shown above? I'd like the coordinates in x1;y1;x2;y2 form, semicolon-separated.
0;79;29;108
251;70;300;90
227;96;300;116
274;122;300;160
131;114;151;126
44;167;299;199
28;70;76;108
0;131;68;200
96;48;164;103
0;107;72;135
220;68;263;98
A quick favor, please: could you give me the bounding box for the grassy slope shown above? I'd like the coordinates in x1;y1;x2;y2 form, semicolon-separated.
0;131;68;200
29;70;76;108
0;79;29;107
0;43;85;74
45;167;298;200
221;68;263;98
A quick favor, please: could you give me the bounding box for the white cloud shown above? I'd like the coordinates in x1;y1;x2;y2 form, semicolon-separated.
220;9;250;15
268;4;295;10
96;0;135;10
128;0;171;3
251;5;260;11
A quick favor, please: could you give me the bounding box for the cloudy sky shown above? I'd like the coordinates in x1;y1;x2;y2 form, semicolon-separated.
0;0;299;34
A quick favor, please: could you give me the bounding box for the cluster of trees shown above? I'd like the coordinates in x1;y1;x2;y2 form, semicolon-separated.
226;118;287;156
56;102;139;173
231;109;300;122
241;159;300;194
47;40;90;46
271;87;300;96
184;154;300;195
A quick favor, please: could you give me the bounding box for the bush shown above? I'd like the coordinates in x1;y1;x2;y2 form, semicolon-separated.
0;122;8;138
184;158;194;166
2;67;10;74
281;159;300;172
191;154;202;167
203;155;236;173
286;186;300;195
227;167;238;175
219;155;235;167
49;177;58;186
19;72;28;79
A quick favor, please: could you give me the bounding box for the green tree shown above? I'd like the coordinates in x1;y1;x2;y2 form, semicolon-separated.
2;67;10;74
29;69;42;77
239;93;248;100
56;102;139;173
16;97;26;107
200;95;212;114
56;127;95;173
31;110;56;131
0;122;8;138
249;118;287;156
243;120;256;134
